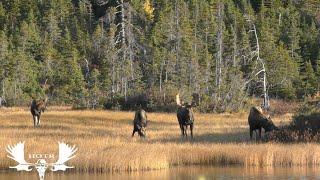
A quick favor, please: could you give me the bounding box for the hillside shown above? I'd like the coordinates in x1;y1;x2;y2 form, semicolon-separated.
0;0;319;112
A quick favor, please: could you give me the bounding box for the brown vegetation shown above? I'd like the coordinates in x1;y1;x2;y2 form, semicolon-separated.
0;107;319;173
266;101;320;143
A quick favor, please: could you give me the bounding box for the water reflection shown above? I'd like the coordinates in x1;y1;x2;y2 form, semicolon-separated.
1;166;320;180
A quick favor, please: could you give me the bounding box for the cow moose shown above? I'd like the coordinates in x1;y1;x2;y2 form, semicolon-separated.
176;93;196;138
248;106;278;140
132;109;148;138
30;98;47;127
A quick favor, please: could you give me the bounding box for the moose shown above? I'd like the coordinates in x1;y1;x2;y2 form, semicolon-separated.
132;109;148;138
30;98;47;127
176;93;197;138
248;106;278;140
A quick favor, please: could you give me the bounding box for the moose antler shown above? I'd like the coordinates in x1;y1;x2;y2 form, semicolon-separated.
7;141;78;180
6;142;33;171
176;93;181;106
50;142;78;171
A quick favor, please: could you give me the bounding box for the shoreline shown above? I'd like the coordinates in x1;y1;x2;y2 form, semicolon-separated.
2;163;320;174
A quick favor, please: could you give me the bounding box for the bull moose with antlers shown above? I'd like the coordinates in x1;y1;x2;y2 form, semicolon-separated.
176;93;198;138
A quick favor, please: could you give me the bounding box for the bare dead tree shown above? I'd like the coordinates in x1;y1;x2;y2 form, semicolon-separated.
245;15;270;109
216;1;224;100
232;18;237;67
113;0;143;101
175;0;180;75
116;0;126;48
160;60;164;93
84;58;90;81
113;0;128;100
204;12;211;94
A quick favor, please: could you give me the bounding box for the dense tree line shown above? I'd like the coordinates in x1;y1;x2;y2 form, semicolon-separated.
0;0;319;112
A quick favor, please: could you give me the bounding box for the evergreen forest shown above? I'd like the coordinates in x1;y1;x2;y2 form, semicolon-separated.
0;0;319;112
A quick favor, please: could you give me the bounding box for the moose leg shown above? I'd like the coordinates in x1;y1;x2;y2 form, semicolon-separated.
258;128;262;140
37;114;41;126
33;115;37;127
184;125;187;137
179;124;184;136
132;129;136;137
250;127;253;140
190;124;194;138
142;127;146;137
138;130;145;138
253;130;258;141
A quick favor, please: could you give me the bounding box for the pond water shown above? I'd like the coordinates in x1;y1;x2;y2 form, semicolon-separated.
1;166;320;180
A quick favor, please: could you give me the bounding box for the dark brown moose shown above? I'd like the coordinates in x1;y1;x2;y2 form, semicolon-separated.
176;93;196;138
132;109;148;138
30;98;47;127
248;106;278;140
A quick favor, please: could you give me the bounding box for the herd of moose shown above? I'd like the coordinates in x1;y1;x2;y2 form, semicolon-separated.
30;94;279;140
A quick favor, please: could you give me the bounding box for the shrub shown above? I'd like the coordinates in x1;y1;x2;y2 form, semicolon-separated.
266;101;320;143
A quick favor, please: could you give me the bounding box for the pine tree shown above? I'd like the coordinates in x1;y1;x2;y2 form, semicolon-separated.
302;61;317;97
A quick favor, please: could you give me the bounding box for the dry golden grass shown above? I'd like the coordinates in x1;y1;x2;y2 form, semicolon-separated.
0;107;319;173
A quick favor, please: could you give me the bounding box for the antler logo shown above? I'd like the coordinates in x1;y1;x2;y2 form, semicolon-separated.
6;141;78;180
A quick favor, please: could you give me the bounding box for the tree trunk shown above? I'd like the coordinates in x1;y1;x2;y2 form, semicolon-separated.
216;1;223;99
232;18;237;67
251;21;270;109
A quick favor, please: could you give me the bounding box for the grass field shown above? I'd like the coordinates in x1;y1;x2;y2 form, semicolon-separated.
0;107;320;173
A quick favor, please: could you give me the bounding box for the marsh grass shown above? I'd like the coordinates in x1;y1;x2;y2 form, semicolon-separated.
0;107;319;172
